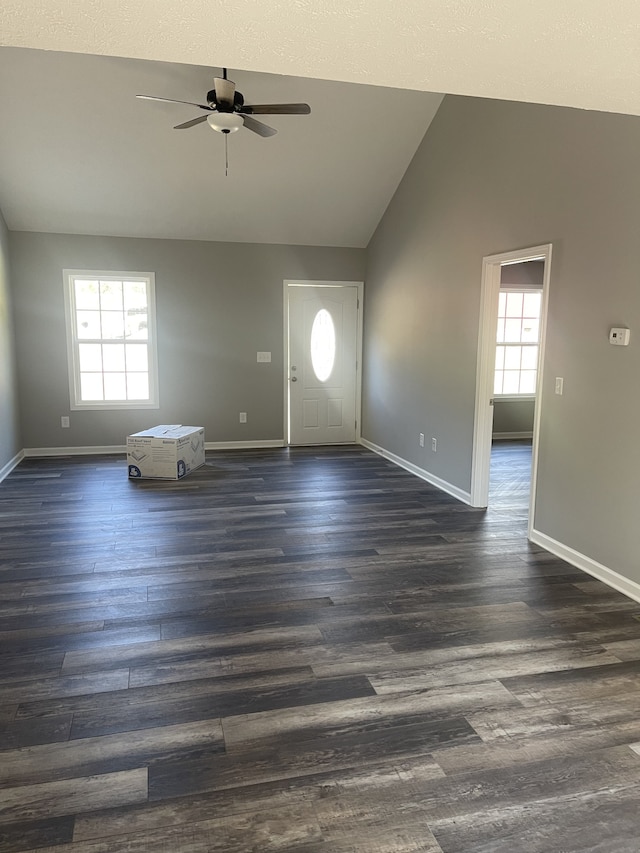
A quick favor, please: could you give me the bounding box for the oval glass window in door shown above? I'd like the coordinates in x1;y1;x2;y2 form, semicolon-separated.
310;309;336;382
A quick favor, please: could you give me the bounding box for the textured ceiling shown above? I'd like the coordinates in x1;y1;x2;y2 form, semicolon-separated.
2;1;640;246
3;0;640;116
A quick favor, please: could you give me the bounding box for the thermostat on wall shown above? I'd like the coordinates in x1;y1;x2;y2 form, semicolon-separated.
609;327;630;346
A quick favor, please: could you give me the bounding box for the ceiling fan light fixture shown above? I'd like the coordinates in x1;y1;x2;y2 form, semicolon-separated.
207;113;244;134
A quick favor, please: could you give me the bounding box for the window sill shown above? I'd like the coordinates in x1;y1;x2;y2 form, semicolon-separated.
70;401;160;412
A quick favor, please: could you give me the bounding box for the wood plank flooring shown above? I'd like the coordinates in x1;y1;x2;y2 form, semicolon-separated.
1;440;640;851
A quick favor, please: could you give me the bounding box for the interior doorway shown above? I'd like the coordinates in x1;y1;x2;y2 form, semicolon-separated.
284;281;363;446
470;244;552;537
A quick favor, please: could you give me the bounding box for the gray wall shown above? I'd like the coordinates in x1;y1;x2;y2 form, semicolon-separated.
492;400;534;435
10;232;364;448
363;94;640;587
500;260;545;287
0;209;21;471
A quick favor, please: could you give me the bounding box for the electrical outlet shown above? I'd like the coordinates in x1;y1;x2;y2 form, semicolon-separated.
239;412;247;423
419;433;425;447
431;437;437;452
61;416;70;428
555;377;564;395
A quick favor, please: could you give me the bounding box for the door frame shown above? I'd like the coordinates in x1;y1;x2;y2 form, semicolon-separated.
283;280;364;446
470;244;552;536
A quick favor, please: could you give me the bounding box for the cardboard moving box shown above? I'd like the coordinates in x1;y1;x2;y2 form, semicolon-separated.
127;425;205;479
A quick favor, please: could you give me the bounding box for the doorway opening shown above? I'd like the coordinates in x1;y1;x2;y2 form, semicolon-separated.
471;245;552;539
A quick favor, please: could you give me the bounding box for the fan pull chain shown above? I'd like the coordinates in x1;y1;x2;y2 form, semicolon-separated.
225;133;229;177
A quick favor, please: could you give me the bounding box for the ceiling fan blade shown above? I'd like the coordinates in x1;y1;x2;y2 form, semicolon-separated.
136;95;211;110
242;115;277;138
174;115;210;130
214;75;236;109
242;103;311;115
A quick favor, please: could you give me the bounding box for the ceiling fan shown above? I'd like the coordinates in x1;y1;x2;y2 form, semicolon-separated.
136;68;311;138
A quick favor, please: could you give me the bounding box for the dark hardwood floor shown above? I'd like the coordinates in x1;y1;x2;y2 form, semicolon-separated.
1;441;640;852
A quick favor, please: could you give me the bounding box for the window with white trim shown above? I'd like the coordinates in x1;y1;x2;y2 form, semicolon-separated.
64;270;159;410
494;289;542;397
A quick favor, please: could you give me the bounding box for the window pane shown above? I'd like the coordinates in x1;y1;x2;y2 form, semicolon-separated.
101;311;125;340
127;373;149;400
523;292;541;317
77;311;101;339
521;318;539;343
504;346;521;370
75;280;100;310
80;373;104;400
100;281;123;311
521;346;538;369
102;343;125;372
125;344;148;372
78;343;102;372
502;371;520;394
125;312;148;340
104;373;127;400
123;282;148;311
498;292;507;317
494;288;542;398
504;319;522;342
519;370;537;394
505;292;523;317
310;309;336;382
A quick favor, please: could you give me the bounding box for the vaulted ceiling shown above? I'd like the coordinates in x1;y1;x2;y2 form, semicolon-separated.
0;47;442;246
2;1;639;247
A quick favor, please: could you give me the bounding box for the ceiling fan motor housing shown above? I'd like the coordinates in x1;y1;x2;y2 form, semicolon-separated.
206;88;245;111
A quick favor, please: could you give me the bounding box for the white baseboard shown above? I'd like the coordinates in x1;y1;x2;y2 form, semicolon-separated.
530;527;640;605
23;445;127;457
493;431;533;440
205;440;285;450
360;437;471;505
0;450;25;483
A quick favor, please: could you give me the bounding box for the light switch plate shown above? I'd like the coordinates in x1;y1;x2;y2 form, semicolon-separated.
257;351;272;362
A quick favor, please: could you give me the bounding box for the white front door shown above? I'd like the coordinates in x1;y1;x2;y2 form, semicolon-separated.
287;284;359;445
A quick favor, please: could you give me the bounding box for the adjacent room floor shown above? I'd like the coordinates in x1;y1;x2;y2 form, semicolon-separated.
1;444;640;852
488;438;532;512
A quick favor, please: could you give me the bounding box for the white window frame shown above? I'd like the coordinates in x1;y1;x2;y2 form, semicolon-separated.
63;269;159;411
494;287;542;401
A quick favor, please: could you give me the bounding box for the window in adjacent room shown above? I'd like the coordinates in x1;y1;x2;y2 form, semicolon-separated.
63;270;159;410
494;289;542;397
